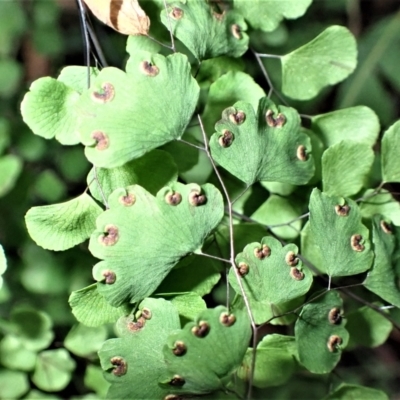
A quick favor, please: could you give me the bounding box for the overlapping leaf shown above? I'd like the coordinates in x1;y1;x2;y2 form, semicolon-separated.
234;0;312;32
295;291;349;374
382;120;400;183
237;334;298;388
306;188;373;277
210;98;314;186
98;298;180;399
25;193;103;251
77;51;199;168
322;141;374;197
228;236;313;324
282;26;357;100
69;284;127;327
364;215;400;307
323;384;389;400
162;306;251;395
311;106;380;148
90;182;224;306
161;0;248;60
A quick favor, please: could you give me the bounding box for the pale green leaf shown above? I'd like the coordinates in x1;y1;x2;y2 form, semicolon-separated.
307;188;373;277
87;149;178;203
0;154;22;197
25;193;103;251
64;324;108;357
78;51;199;168
90;183;224;306
84;365;110;398
161;1;248;60
0;370;29;399
311;106;380;148
169;292;207;321
21;77;81;145
282;26;357;100
32;349;76;392
295;291;349;374
234;0;312;32
251;194;302;239
382;120;400;183
162;306;251;394
364;215;400;307
0;335;37;371
99;298;180;399
322;141;374;197
69;284;127;327
237;334;298;388
229;236;312;323
360;189;400;225
210;98;314;185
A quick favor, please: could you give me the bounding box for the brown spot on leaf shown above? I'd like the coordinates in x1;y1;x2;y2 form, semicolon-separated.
296;145;307;161
102;269;116;284
335;204;350;216
285;251;299;266
219;312;236;327
164;395;182;400
265;109;286;127
91;82;115;103
127;316;145;331
290;267;304;280
350;234;364;252
238;262;249;276
99;225;119;246
192;321;210;338
165;192;182;206
169;375;185;386
119;193;136;206
219;130;234;147
231;24;242;39
91;130;109;150
327;335;342;352
141;60;159;76
110;356;127;376
170;7;183;19
380;220;393;234
254;245;271;259
172;341;186;356
328;307;342;325
229;110;246;125
188;190;206;206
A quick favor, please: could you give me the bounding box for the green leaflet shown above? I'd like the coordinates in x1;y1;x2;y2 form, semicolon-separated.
382;120;400;183
234;0;312;32
162;306;251;395
99;298;181;399
237;334;298;388
69;284;127;328
364;215;400;307
87;149;178;204
161;0;248;60
295;291;349;374
346;305;392;349
32;349;76;392
311;106;380;148
78;50;199;168
25;193;103;251
90;183;224;306
307;188;373;277
323;384;389;400
228;236;313;323
0;154;22;197
210;98;314;186
282;26;357;100
321;141;374;197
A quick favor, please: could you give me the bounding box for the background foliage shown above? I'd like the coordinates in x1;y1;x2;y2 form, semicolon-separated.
1;0;400;399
